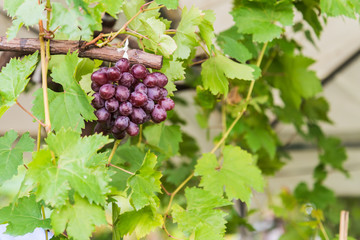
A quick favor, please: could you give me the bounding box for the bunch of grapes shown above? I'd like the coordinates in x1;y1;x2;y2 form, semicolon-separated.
91;58;174;139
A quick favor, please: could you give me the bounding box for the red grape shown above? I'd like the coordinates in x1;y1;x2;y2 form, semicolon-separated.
91;82;101;92
142;99;155;113
151;105;167;123
130;91;148;107
107;67;122;82
114;116;130;131
134;82;147;94
153;72;168;87
119;72;135;88
92;93;105;109
119;101;133;116
158;98;175;111
95;108;110;122
91;70;108;86
130;107;147;124
99;84;115;100
105;98;119;113
130;64;148;79
147;87;162;101
115;85;130;102
143;73;157;87
126;121;139;136
115;58;131;73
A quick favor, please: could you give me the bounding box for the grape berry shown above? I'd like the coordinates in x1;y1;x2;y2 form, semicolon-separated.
91;58;173;139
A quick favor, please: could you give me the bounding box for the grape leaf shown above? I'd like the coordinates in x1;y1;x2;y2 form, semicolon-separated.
155;0;178;9
0;195;51;235
0;52;39;118
141;17;177;57
245;128;276;159
272;54;322;109
161;59;185;95
143;123;182;160
50;2;102;40
25;128;111;207
199;10;216;50
110;143;146;190
4;0;45;39
173;6;203;59
294;182;335;209
231;0;294;42
32;52;96;132
319;137;347;171
127;151;162;210
195;145;264;205
0;130;34;185
201;54;255;96
102;0;124;18
172;188;231;239
115;206;163;238
320;0;360;18
51;194;107;240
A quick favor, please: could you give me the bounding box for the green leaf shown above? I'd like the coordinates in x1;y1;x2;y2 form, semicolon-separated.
195;86;217;110
172;188;231;239
127;151;162;210
319;137;347;171
272;54;322;109
161;59;185;95
32;52;96;132
102;0;124;18
302;97;331;123
173;6;203;59
231;0;294;42
199;10;216;50
143;123;182;159
51;194;107;240
115;206;163;238
0;195;51;235
195;145;264;205
294;182;335;209
245;128;276;158
0;130;34;185
50;2;102;40
201;54;254;96
141;17;177;57
110;143;146;191
6;19;23;40
155;0;178;9
4;0;45;38
0;52;39;117
26;128;111;207
218;35;252;63
320;0;360;18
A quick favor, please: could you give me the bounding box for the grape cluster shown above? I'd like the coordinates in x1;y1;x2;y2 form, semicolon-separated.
91;58;174;139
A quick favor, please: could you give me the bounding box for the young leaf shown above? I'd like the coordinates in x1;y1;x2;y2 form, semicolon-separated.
143;123;182;160
0;130;34;185
115;206;163;238
155;0;178;9
201;54;254;96
231;0;294;42
199;10;216;50
0;195;51;235
25;129;111;207
32;52;96;132
4;0;45;39
51;194;107;240
127;151;162;210
195;145;264;205
319;137;347;171
245;128;276;159
320;0;360;18
102;0;124;18
173;6;203;59
0;52;39;118
161;59;185;95
141;17;177;57
172;188;231;239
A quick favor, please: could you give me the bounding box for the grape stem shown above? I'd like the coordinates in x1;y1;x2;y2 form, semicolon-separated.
15;100;46;128
96;1;164;47
108;163;135;176
107;140;121;165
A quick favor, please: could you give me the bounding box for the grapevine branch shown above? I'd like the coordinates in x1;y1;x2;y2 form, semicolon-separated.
15;100;46;127
0;37;163;69
162;42;269;226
